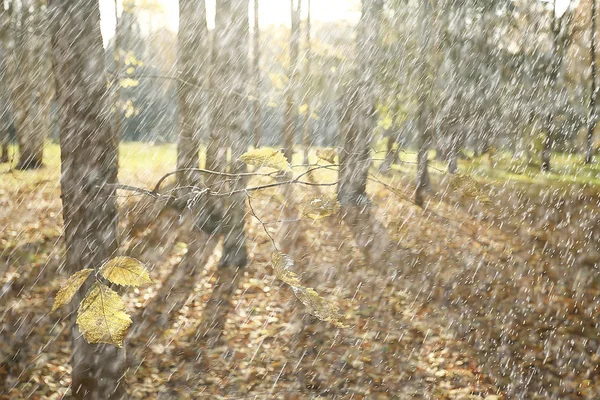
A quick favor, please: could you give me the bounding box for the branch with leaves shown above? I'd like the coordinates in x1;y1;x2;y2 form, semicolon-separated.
52;257;152;347
57;147;497;346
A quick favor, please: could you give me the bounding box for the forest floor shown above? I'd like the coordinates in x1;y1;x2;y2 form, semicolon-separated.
1;143;600;399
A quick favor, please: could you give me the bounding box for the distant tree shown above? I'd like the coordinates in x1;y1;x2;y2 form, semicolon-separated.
196;0;250;345
176;0;207;185
415;0;436;206
0;1;12;164
338;0;383;206
301;0;312;163
48;0;124;397
14;0;51;170
587;0;598;164
541;0;575;171
252;0;261;148
282;0;301;163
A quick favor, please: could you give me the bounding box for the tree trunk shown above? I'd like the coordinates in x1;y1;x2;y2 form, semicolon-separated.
14;0;48;170
587;0;597;164
415;102;431;207
379;131;396;174
177;0;207;185
0;4;11;165
282;0;301;163
48;0;125;398
252;0;261;148
196;0;249;347
415;0;435;207
112;0;122;168
337;0;383;206
541;115;553;172
302;0;312;164
542;0;569;172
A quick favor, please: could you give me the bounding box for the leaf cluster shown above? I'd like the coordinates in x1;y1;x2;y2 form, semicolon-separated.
52;256;152;347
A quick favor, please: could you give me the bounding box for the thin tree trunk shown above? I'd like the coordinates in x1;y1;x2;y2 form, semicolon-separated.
587;0;597;164
15;0;49;170
541;114;552;172
282;0;301;163
0;4;11;164
113;0;122;168
0;141;8;163
337;0;383;206
12;1;38;170
542;0;569;172
177;0;207;186
379;131;396;174
196;0;249;348
302;0;311;164
448;125;460;174
415;0;435;207
252;0;261;148
415;102;431;207
48;0;124;398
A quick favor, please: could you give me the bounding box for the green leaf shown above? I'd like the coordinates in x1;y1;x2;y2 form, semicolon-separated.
77;283;132;347
100;256;152;287
239;148;291;171
52;269;94;312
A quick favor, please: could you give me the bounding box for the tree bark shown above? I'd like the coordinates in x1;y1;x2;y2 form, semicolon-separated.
587;0;597;164
337;0;383;206
0;4;11;164
302;0;312;164
542;0;571;171
48;0;124;398
379;131;396;174
415;0;435;207
15;0;49;170
196;0;249;347
282;0;301;163
177;0;207;185
415;102;432;207
252;0;261;148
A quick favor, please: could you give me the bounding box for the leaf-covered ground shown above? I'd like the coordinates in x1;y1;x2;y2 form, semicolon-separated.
1;144;599;399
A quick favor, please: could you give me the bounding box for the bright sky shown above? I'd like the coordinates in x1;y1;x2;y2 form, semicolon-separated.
100;0;361;46
99;0;575;47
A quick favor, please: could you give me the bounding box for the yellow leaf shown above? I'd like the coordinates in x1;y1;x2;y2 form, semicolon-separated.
301;195;340;220
298;103;309;115
100;256;152;287
268;101;278;108
272;253;302;287
292;286;348;328
119;78;139;88
126;66;135;75
52;269;94;312
272;252;347;328
76;283;132;347
125;52;143;66
449;173;491;205
239;148;291;171
316;148;337;164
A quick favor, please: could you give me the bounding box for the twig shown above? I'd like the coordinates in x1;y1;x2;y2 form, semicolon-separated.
152;167;279;194
245;191;278;251
109;183;163;199
222;164;340;196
